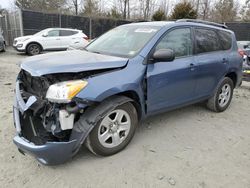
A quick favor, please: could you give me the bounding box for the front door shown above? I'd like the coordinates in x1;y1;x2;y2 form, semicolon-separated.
146;27;197;114
42;29;61;49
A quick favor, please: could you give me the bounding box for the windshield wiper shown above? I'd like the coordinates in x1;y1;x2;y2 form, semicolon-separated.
91;51;101;54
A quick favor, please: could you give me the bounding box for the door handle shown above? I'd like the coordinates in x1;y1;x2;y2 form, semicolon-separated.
56;38;60;40
190;63;195;71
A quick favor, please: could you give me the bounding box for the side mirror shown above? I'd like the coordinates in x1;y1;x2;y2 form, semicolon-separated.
152;49;175;62
42;33;48;37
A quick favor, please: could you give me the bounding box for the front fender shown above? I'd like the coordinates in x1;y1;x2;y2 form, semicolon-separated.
75;56;146;109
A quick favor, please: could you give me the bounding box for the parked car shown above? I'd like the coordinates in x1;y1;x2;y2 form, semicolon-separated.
13;28;88;55
13;20;242;165
0;29;6;52
237;41;250;81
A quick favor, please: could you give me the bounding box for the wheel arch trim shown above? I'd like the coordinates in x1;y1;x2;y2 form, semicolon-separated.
26;41;43;52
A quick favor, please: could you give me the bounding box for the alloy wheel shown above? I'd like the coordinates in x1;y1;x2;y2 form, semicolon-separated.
98;109;131;148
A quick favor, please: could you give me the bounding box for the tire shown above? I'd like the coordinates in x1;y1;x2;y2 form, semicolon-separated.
0;43;5;52
86;101;138;156
27;43;41;56
207;77;234;112
239;80;242;87
2;43;5;52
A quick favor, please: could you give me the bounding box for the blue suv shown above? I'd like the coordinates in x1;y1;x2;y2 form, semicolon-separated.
13;20;242;165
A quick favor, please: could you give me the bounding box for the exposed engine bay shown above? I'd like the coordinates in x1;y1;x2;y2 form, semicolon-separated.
17;69;110;145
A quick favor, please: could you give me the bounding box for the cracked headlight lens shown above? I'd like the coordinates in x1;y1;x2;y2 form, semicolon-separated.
46;80;88;103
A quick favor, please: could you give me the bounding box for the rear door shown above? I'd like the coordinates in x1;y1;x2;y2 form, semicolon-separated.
146;27;198;114
194;28;229;97
60;30;78;48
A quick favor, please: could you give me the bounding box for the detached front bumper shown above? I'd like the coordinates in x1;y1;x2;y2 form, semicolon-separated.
13;81;81;165
13;136;77;165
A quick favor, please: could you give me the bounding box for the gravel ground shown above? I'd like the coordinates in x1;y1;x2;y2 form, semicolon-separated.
0;48;250;188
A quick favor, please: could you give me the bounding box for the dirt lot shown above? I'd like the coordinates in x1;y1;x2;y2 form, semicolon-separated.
0;48;250;188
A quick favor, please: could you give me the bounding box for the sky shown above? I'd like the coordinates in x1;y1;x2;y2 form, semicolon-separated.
0;0;248;10
0;0;13;9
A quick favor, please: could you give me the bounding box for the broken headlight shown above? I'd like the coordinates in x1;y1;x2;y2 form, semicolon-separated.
46;80;88;103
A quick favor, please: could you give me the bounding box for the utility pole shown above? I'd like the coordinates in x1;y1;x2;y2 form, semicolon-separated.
127;0;130;19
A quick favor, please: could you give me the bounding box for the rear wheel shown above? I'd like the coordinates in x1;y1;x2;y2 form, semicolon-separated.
86;101;138;156
207;77;234;112
27;43;41;55
0;42;5;52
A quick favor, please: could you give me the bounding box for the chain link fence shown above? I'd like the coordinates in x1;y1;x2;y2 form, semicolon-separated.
2;8;250;46
21;9;131;39
0;9;23;45
1;9;132;46
226;22;250;41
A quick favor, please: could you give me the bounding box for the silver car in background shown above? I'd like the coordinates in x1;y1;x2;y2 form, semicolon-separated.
237;41;250;81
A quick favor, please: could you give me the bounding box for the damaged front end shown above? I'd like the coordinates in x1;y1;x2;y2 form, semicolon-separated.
13;70;95;165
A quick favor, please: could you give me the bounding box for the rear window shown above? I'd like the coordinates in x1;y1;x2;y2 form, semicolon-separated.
60;30;78;36
195;28;221;54
218;31;232;50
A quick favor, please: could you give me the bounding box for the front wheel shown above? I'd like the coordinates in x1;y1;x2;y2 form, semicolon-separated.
207;77;234;112
86;101;138;156
27;43;41;55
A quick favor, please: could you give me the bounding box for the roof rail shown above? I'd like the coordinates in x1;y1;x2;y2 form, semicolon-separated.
176;19;228;29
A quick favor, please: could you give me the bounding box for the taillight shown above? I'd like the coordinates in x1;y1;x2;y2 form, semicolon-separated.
83;36;89;41
238;49;246;57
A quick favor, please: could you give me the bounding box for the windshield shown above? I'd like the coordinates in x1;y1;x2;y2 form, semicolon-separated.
34;29;50;36
86;25;161;58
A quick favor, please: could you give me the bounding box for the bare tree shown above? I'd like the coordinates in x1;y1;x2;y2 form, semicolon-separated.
82;0;99;16
138;0;156;20
240;0;250;21
211;0;238;22
72;0;80;15
15;0;67;13
198;0;211;20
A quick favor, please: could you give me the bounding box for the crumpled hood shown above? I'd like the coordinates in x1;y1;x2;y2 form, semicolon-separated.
15;35;33;42
21;50;129;76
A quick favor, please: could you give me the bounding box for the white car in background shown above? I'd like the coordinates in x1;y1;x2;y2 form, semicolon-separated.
13;28;88;55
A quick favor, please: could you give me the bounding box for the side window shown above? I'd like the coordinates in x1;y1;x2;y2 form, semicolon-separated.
60;30;77;36
195;28;221;54
47;30;60;37
155;28;192;58
217;31;232;50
